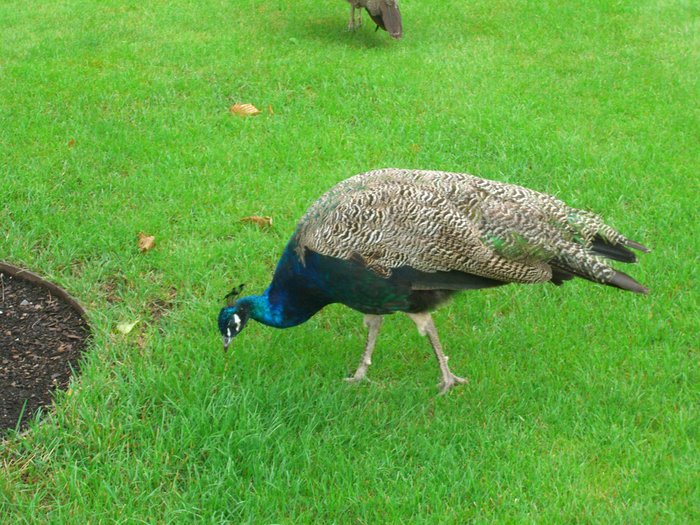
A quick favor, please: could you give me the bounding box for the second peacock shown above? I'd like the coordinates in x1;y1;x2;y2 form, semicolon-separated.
344;0;402;39
218;168;649;394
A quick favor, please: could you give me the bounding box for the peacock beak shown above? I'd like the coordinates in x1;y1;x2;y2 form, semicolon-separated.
222;334;233;353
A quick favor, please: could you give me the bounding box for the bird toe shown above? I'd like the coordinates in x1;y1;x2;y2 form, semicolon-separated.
437;374;468;395
344;375;372;384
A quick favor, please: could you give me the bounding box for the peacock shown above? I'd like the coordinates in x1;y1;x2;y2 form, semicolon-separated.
218;169;650;393
344;0;402;39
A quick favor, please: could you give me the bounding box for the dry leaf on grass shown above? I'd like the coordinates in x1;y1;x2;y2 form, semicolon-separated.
137;232;155;253
116;320;139;334
229;103;261;116
239;216;273;228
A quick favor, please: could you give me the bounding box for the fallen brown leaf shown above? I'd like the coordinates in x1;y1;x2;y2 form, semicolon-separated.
239;216;273;228
229;103;261;116
137;232;155;253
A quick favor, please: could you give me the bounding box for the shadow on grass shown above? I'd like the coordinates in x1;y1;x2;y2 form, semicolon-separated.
295;15;398;50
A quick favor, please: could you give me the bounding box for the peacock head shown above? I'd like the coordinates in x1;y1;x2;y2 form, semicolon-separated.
217;284;250;352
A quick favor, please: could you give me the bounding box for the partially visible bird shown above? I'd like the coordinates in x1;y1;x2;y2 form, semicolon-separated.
344;0;402;39
218;169;650;394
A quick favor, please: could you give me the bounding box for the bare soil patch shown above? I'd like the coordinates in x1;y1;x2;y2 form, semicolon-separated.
0;265;89;434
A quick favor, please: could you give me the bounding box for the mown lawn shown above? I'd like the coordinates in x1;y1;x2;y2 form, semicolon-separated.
0;0;697;522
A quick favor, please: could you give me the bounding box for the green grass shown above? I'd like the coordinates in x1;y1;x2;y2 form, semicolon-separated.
1;0;697;522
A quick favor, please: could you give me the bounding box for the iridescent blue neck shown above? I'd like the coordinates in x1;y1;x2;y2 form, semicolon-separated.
237;287;324;329
237;238;332;329
235;294;290;329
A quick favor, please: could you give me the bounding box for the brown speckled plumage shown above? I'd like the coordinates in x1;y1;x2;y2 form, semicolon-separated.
295;168;649;293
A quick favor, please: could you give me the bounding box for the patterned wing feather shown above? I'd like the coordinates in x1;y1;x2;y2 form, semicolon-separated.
294;169;647;290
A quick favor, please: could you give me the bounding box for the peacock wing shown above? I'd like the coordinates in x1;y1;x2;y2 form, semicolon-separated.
295;175;553;285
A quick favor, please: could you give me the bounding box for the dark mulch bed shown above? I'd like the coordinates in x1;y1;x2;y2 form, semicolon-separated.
0;268;89;434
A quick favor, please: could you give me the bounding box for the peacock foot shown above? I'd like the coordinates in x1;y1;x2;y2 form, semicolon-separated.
345;376;370;384
437;374;467;395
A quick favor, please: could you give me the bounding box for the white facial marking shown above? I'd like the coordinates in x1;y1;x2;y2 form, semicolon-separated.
233;314;241;331
226;328;232;338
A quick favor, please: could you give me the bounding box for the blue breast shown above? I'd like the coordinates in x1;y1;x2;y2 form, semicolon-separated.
267;239;413;318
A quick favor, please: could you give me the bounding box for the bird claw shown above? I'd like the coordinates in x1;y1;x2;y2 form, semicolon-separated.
437;374;468;395
344;375;372;384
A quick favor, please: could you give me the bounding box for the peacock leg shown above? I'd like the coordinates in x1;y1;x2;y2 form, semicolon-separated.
347;6;362;30
406;312;467;394
345;314;383;383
